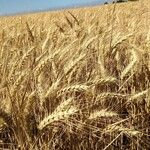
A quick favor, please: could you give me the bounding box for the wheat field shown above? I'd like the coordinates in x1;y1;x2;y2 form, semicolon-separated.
0;0;150;149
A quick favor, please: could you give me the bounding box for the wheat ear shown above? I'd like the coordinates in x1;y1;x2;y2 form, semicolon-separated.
19;47;35;68
129;89;150;102
88;109;118;120
38;98;78;130
121;48;138;79
105;124;141;137
57;84;89;97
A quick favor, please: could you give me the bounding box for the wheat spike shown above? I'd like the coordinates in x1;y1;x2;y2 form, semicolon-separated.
98;56;108;78
34;56;52;76
67;11;79;25
96;92;128;102
44;78;62;98
112;34;133;49
42;30;51;51
121;48;138;79
81;36;98;49
19;47;35;68
129;89;150;102
88;109;118;120
64;53;86;75
93;76;118;85
38;98;77;130
105;124;141;137
26;22;34;42
57;84;89;97
11;71;26;95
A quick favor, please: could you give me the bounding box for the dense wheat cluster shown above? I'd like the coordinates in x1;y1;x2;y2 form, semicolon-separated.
0;0;150;149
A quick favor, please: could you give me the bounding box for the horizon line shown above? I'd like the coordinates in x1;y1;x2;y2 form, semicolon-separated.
0;1;112;17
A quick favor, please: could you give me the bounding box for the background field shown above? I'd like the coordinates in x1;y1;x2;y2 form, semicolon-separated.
0;0;150;149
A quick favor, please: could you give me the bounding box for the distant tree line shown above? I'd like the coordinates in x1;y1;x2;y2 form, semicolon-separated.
104;0;138;5
114;0;127;3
